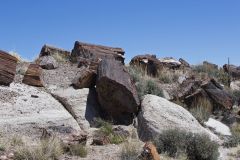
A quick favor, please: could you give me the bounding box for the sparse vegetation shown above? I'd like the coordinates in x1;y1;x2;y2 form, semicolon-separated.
154;129;219;160
120;142;140;160
68;143;87;157
94;118;126;144
189;98;212;124
0;144;5;151
11;135;24;146
227;145;240;159
224;123;240;148
14;137;63;160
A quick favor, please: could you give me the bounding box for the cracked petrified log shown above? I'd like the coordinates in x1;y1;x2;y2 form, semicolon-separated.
130;54;162;77
22;64;43;87
0;50;18;86
177;78;233;110
223;64;240;80
71;41;125;64
96;59;140;124
39;44;70;61
72;68;97;89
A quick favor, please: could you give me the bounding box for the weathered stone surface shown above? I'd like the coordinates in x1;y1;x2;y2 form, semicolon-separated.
137;95;220;143
38;56;58;70
72;68;96;89
96;59;140;124
22;64;43;87
52;87;101;131
179;58;190;68
39;44;70;62
223;64;240;80
0;50;18;86
159;57;181;69
130;54;162;76
77;57;100;72
71;41;125;64
205;118;231;136
0;83;81;138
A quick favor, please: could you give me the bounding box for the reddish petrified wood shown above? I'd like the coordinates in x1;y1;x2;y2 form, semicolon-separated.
71;41;125;64
0;50;18;86
23;64;43;87
72;68;97;89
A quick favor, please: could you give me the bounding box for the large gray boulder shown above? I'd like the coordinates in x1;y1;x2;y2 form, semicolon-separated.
137;95;220;143
52;87;101;131
0;83;81;138
38;56;58;70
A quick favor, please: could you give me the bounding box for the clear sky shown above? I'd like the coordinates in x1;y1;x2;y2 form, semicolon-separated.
1;0;240;66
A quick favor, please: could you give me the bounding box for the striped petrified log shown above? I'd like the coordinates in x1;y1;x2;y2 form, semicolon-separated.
23;64;43;87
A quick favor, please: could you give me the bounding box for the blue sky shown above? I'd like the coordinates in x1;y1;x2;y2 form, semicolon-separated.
0;0;240;65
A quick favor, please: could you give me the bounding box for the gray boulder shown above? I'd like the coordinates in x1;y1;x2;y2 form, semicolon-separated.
0;83;81;139
137;95;220;143
52;87;101;131
39;56;58;70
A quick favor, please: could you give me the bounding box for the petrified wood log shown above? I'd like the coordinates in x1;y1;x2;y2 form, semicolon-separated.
223;64;240;80
130;54;162;77
39;45;70;61
22;64;43;87
72;68;96;89
96;59;140;124
71;41;125;64
0;50;18;86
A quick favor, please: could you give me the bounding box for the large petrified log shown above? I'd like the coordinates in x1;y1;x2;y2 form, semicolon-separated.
223;64;240;80
96;59;140;124
176;78;233;111
0;50;18;86
71;41;125;64
39;45;70;62
130;54;162;76
22;64;43;87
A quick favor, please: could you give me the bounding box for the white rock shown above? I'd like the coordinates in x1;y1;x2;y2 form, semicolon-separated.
230;80;240;91
0;83;81;138
137;94;220;143
205;118;231;136
52;87;100;131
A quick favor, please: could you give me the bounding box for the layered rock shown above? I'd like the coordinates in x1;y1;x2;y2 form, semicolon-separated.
22;64;43;87
71;41;125;64
39;45;70;62
179;58;190;68
138;95;220;143
96;59;140;124
130;54;162;76
38;56;58;70
52;87;101;131
0;83;81;138
0;50;18;86
159;57;182;69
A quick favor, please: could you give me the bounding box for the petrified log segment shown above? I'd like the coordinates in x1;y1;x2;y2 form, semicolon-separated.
23;64;43;87
223;64;240;80
77;57;100;72
38;56;58;70
130;54;162;77
96;59;140;124
203;61;218;70
0;50;18;86
179;58;190;68
72;68;96;89
39;45;70;61
176;78;233;110
71;41;125;64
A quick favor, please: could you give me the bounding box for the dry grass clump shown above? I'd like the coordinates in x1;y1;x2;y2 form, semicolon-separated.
189;98;212;124
158;70;180;84
9;51;23;62
120;141;141;160
13;137;63;160
68;143;87;158
224;123;240;148
227;145;240;159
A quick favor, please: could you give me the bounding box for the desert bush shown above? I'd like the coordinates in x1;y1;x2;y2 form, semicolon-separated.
11;135;24;146
0;144;5;151
154;129;219;160
14;137;63;160
120;142;140;160
227;145;240;159
223;123;240;148
9;51;23;62
94;118;126;144
68;143;87;157
186;134;219;160
231;90;240;103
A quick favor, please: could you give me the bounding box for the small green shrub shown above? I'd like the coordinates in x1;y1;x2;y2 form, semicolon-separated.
223;124;240;148
109;135;124;144
0;144;5;151
158;74;172;84
154;129;219;160
120;142;140;160
69;144;87;157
